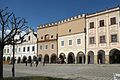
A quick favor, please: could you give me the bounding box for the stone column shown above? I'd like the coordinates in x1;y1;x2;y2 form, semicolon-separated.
49;56;51;64
82;56;84;64
42;57;44;63
85;54;88;64
105;55;109;64
66;58;68;64
94;55;98;64
75;57;77;64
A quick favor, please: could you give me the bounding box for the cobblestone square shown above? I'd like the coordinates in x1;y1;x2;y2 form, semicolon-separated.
3;64;120;80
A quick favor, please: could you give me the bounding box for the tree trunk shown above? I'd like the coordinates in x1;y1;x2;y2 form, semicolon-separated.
0;46;3;79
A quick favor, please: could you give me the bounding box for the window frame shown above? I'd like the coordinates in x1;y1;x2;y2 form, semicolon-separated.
90;22;94;29
77;39;81;44
99;20;104;27
32;46;35;51
111;34;117;42
89;37;95;44
28;36;30;40
99;35;106;43
110;17;116;25
23;47;26;52
45;45;48;49
51;44;54;49
27;47;30;52
69;40;72;45
61;41;64;46
40;45;42;50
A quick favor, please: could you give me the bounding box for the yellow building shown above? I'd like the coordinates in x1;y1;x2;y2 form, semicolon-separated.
37;24;58;63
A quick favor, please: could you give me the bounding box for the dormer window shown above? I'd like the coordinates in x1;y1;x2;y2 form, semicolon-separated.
69;29;71;32
45;34;49;40
41;36;43;39
51;35;53;38
28;36;30;40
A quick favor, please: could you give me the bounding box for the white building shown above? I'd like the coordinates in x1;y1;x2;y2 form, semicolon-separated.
3;45;12;63
16;29;37;63
58;33;85;64
57;15;86;64
3;29;37;63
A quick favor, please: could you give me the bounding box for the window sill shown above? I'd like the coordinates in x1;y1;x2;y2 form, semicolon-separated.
109;23;118;26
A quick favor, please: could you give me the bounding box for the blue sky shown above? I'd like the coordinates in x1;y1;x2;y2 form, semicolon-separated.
0;0;120;30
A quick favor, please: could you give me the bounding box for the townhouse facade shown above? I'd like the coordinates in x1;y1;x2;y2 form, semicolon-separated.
37;6;120;64
3;45;12;63
3;29;37;63
16;29;37;63
58;14;86;64
86;7;120;64
37;24;58;63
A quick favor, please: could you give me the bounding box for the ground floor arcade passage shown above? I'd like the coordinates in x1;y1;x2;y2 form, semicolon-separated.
3;56;38;63
3;49;120;64
87;49;120;64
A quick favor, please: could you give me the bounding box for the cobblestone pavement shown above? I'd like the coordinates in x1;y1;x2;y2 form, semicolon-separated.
3;64;120;80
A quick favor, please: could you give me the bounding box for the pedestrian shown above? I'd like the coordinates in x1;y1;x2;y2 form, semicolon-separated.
43;61;45;66
25;60;27;66
36;60;38;67
30;61;32;67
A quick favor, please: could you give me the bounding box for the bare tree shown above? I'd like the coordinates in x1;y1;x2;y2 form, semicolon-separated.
0;7;29;79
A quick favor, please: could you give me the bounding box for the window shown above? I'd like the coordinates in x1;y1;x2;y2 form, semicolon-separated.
7;49;9;53
51;44;54;49
3;49;6;53
77;39;81;44
41;36;43;39
69;29;71;32
90;22;94;29
99;20;104;27
27;47;30;51
61;41;64;46
23;47;25;52
45;34;49;40
100;35;106;43
40;45;42;49
69;40;72;45
111;34;117;42
51;35;53;38
110;17;116;25
89;37;95;44
19;48;20;52
32;46;35;51
28;36;30;40
45;45;48;49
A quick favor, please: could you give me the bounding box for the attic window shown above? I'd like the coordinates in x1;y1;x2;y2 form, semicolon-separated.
51;35;53;38
28;36;30;40
41;36;43;39
69;29;71;32
45;34;49;40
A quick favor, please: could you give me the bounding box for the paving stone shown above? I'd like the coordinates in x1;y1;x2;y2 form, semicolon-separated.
3;64;120;80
